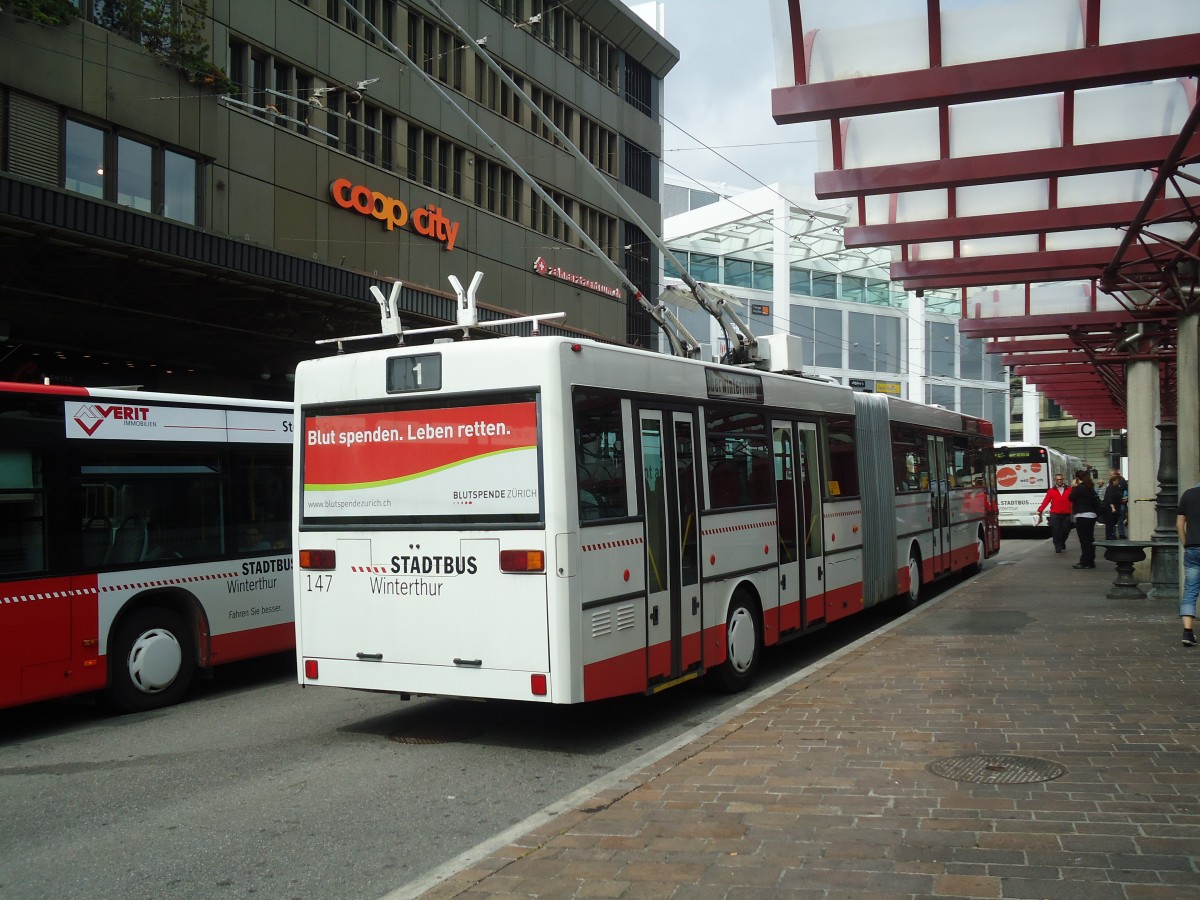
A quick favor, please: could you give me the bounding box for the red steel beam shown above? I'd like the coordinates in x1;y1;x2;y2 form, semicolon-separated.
817;135;1200;199
984;338;1080;353
894;244;1165;281
959;311;1139;338
1021;373;1106;382
1002;352;1100;365
844;197;1194;248
904;261;1163;290
1011;369;1100;379
772;33;1200;123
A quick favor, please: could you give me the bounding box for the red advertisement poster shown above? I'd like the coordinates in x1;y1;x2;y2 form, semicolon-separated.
303;402;539;517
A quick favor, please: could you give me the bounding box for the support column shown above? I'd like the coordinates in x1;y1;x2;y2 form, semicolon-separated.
1022;379;1040;444
1148;422;1179;599
908;293;925;403
1125;359;1159;541
1179;312;1199;493
772;192;790;351
1125;358;1159;582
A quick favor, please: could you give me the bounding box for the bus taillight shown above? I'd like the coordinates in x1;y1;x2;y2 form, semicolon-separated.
500;549;545;573
304;659;319;679
299;549;336;570
530;674;547;695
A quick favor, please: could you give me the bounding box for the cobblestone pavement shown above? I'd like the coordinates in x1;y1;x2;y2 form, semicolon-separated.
406;543;1200;899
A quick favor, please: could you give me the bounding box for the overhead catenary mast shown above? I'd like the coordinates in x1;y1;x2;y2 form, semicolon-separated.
338;0;758;363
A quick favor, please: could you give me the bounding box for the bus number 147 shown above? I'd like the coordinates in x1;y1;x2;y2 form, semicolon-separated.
305;574;334;592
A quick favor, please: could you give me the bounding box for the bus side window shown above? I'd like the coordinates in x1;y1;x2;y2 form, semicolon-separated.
706;411;770;509
0;448;46;575
572;392;627;521
825;415;860;498
232;449;291;551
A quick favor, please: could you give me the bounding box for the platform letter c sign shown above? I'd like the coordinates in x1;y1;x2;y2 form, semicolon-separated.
1077;421;1096;438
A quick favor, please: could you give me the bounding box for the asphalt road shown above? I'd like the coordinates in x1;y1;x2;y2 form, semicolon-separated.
0;569;984;900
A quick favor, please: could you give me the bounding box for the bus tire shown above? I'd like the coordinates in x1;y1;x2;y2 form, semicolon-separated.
711;590;761;693
904;550;923;608
968;528;986;575
106;606;196;713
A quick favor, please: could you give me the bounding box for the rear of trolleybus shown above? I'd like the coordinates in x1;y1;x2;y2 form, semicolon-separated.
294;339;563;702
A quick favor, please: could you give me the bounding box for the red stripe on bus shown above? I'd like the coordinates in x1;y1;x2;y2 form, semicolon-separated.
824;582;865;623
0;574;102;708
582;646;648;701
0;381;91;396
209;622;295;665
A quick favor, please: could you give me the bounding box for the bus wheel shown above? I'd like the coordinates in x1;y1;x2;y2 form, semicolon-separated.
106;607;195;713
904;552;923;607
968;529;986;575
711;592;760;693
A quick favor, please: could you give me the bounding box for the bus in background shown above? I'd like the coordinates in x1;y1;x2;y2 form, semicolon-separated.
0;382;294;713
994;442;1084;530
293;334;998;705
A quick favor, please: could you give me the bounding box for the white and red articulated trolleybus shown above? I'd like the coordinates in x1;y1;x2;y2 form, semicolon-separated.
0;382;294;712
294;310;999;704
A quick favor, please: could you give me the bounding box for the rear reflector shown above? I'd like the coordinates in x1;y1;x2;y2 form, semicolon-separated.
299;549;336;570
304;659;319;680
500;549;545;572
530;674;547;696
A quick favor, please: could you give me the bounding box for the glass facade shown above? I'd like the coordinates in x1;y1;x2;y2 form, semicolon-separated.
663;193;1010;439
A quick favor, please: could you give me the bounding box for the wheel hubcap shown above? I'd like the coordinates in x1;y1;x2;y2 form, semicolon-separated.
908;558;920;601
127;628;182;694
727;608;756;673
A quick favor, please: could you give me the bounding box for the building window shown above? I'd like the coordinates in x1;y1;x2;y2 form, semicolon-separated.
848;311;874;371
162;150;197;224
866;280;891;305
927;384;956;408
960;335;984;380
63;120;200;225
65;120;106;199
623;57;652;116
811;271;838;299
689;254;719;282
876;315;901;372
752;261;773;291
926;321;957;378
842;275;865;303
790;305;817;367
725;258;752;288
814;308;842;368
623;139;653;197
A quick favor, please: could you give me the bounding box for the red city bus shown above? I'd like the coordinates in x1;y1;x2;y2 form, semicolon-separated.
0;382;294;712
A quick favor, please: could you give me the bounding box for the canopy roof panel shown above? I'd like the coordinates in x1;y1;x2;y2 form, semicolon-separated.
770;0;1200;427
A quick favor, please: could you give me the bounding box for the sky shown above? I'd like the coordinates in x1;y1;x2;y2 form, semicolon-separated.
655;0;821;197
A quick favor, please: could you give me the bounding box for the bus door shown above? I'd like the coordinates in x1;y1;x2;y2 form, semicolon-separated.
638;409;701;685
927;434;951;576
777;422;825;628
773;421;826;631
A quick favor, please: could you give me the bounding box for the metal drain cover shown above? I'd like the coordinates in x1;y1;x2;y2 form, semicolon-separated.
927;754;1065;784
388;722;482;745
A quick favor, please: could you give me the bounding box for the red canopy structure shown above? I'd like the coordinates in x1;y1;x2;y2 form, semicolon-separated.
770;0;1200;429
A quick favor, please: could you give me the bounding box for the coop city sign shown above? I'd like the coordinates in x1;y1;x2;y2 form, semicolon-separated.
329;178;461;251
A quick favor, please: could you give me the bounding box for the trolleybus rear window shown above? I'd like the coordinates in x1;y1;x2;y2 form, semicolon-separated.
300;393;542;525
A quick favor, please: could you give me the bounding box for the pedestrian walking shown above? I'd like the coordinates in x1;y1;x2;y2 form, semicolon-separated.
1035;472;1073;552
1177;481;1200;647
1102;472;1126;540
1110;468;1129;538
1069;470;1101;569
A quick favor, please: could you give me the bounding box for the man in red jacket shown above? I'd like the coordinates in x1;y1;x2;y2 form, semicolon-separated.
1035;472;1073;553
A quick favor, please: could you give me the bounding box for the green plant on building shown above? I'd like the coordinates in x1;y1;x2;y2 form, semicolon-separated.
7;0;76;26
10;0;237;94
